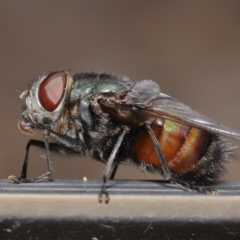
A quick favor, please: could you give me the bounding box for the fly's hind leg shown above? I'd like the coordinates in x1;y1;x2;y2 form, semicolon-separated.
169;177;218;195
145;124;217;195
145;124;172;181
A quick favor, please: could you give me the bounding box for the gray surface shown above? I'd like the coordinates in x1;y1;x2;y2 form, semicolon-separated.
0;179;240;220
1;179;240;239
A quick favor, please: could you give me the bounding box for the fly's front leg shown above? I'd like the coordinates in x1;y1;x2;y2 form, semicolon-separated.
9;137;82;184
47;130;85;153
21;130;55;182
9;130;85;184
9;130;55;184
99;128;127;203
42;130;55;180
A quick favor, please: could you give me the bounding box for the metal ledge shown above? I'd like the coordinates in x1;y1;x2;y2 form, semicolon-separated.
0;179;240;239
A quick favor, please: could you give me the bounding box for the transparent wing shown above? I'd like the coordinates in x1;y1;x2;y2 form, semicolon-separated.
141;93;240;140
99;78;240;140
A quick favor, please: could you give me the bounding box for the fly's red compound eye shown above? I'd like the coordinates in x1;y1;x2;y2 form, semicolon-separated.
38;72;67;111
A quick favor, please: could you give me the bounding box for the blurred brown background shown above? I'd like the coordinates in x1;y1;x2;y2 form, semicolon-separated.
1;0;240;181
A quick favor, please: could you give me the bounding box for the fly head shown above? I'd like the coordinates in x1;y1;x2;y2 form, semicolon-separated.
18;71;73;135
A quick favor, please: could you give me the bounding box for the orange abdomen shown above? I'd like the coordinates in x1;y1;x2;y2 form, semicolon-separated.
133;119;211;172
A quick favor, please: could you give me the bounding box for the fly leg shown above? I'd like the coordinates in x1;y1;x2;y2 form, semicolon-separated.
9;129;85;184
9;137;80;184
8;131;56;183
12;140;45;182
9;130;55;183
99;128;127;203
9;140;46;183
109;164;119;180
145;124;172;181
169;178;218;195
145;124;217;195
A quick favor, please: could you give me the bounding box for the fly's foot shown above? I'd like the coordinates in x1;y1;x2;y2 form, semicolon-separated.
187;183;218;195
98;185;110;203
204;188;218;195
8;175;21;184
8;175;33;183
170;178;218;195
8;173;53;184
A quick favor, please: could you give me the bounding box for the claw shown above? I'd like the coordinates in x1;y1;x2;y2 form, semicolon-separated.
43;175;53;181
98;194;103;203
8;173;53;184
8;175;32;183
206;189;218;196
98;187;110;203
105;194;110;203
98;193;109;203
8;175;20;184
